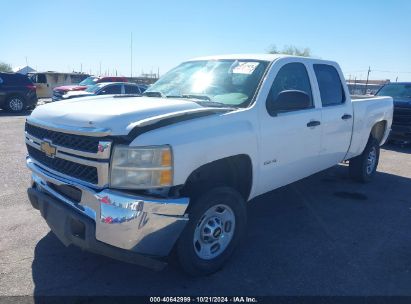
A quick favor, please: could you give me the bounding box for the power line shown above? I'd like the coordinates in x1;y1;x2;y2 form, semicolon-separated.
372;70;411;74
346;69;411;74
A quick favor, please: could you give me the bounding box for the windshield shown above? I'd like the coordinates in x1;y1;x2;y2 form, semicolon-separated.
85;83;104;93
79;76;98;86
145;59;269;107
376;84;411;98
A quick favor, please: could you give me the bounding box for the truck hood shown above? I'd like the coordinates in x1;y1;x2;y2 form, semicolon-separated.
29;95;213;136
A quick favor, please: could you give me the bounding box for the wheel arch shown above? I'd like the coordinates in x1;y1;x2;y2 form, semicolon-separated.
180;154;253;203
370;120;387;145
6;93;26;101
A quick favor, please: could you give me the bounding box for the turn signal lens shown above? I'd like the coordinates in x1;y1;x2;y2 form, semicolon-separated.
161;149;172;167
160;170;172;186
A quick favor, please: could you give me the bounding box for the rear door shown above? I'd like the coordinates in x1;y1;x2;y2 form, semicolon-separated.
313;64;353;166
125;84;142;94
258;60;323;194
0;74;7;104
31;73;49;98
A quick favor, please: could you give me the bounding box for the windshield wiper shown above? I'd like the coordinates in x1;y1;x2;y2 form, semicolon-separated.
180;94;211;101
193;100;237;108
143;91;165;98
167;94;236;108
144;92;237;108
167;94;215;101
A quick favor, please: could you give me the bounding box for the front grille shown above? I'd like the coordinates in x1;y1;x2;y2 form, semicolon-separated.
393;107;411;126
25;123;101;153
27;145;98;184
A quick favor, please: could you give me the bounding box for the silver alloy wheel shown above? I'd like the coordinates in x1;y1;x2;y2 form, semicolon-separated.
366;146;377;175
193;204;236;260
9;98;24;112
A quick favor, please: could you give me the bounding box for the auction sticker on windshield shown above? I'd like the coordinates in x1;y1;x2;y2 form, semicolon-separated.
232;62;260;74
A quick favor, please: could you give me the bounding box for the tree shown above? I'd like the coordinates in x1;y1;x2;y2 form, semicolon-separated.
0;61;12;72
268;45;311;57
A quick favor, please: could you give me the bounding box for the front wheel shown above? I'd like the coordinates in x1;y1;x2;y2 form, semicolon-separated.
176;187;247;276
349;137;380;182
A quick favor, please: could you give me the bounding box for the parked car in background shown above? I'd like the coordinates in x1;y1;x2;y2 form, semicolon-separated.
52;76;128;101
347;82;383;96
0;72;38;112
376;82;411;141
56;82;146;100
29;72;89;99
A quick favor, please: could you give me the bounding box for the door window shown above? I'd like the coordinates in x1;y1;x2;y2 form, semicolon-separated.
314;64;345;106
36;74;47;84
99;84;122;94
125;84;141;94
266;62;313;113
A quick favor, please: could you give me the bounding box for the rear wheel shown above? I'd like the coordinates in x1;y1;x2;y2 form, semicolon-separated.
176;187;246;276
349;137;380;182
5;96;25;113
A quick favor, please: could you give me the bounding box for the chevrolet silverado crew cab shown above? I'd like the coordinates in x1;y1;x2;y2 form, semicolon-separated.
25;54;393;276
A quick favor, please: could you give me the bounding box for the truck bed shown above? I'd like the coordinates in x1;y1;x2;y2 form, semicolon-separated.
346;96;393;159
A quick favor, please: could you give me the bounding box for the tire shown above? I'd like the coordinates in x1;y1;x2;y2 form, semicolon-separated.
349;137;380;183
176;187;247;276
5;95;25;113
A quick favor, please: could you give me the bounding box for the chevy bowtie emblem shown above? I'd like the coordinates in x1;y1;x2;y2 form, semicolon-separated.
40;141;57;158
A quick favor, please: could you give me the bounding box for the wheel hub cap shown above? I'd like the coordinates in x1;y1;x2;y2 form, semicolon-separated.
193;204;235;260
10;98;23;111
366;147;377;175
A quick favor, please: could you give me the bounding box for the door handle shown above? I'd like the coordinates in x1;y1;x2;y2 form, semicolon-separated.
307;120;321;127
341;114;352;120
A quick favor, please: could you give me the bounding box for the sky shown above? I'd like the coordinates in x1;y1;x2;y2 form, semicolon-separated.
1;0;410;81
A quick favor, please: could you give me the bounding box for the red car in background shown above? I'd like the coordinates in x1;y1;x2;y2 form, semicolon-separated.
52;76;128;101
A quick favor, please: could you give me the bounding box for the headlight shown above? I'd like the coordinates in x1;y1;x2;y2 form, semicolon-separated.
110;145;173;189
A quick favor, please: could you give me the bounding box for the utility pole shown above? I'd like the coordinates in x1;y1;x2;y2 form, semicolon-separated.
354;76;357;94
365;66;371;95
130;32;133;78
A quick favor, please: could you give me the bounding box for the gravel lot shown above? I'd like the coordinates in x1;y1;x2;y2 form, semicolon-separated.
1;110;411;296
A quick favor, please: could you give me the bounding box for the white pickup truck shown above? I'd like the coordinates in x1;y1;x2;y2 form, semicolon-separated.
25;54;393;275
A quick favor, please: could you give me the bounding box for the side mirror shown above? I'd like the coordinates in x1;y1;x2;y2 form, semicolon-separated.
267;90;311;115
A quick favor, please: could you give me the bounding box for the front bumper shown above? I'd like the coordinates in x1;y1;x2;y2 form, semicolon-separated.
27;157;189;266
51;96;62;102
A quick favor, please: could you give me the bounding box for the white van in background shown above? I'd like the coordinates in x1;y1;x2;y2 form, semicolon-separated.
28;72;89;98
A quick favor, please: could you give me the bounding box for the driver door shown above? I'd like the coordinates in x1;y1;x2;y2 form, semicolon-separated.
258;61;323;194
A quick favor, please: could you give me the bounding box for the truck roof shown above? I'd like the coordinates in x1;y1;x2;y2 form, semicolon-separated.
189;53;310;62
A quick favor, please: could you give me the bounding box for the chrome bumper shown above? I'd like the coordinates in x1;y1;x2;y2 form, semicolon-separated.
27;157;189;257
